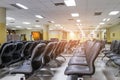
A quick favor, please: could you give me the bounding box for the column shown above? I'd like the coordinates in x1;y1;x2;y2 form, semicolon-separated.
43;24;49;40
106;28;110;42
0;7;6;44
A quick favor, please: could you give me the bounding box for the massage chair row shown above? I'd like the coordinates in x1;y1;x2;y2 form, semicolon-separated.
0;40;51;68
64;40;103;79
102;40;120;76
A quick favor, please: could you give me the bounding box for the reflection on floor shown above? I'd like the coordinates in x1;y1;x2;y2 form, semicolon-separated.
1;53;120;80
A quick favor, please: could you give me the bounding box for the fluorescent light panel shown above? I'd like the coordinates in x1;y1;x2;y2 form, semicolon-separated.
71;13;79;17
16;3;28;9
102;18;106;21
64;0;76;6
99;22;105;25
51;21;55;23
35;15;44;19
55;24;61;26
23;22;31;24
76;19;80;22
27;28;32;30
16;26;22;28
35;25;41;27
6;17;15;20
109;11;119;15
107;18;110;21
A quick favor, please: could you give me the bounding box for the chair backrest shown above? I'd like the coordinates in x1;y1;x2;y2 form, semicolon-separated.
110;40;117;51
28;41;40;57
31;43;46;70
0;42;11;55
52;42;61;58
42;42;56;63
87;42;102;75
85;41;96;56
112;40;120;53
0;43;16;65
22;42;33;58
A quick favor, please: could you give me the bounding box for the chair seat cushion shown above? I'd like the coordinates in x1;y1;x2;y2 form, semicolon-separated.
110;55;120;60
113;59;120;66
106;52;116;58
68;57;87;65
64;65;90;75
11;60;32;74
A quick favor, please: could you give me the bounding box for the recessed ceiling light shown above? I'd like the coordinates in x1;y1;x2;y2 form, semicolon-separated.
55;24;61;26
76;19;80;22
27;28;32;30
16;3;28;9
23;22;31;24
99;22;105;25
109;11;119;15
11;28;16;30
102;18;106;21
64;0;76;7
107;18;110;21
51;21;55;23
80;24;82;26
6;17;15;21
16;26;22;28
35;15;44;19
49;28;53;30
35;25;41;27
71;13;79;17
60;26;63;28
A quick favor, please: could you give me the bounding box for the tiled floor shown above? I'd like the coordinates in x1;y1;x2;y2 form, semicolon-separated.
1;44;120;80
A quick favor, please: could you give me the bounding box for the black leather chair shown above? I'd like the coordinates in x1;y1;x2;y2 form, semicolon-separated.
102;40;117;60
10;43;46;76
21;41;33;59
0;43;16;68
64;42;102;78
11;42;24;63
68;41;96;66
27;41;40;58
105;40;120;58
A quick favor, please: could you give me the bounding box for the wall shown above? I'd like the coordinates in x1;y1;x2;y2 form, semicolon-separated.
49;30;65;41
16;29;42;41
67;32;80;41
107;24;120;42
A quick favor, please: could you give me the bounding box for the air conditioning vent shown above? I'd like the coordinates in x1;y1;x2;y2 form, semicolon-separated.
10;4;22;9
94;12;102;16
54;3;65;6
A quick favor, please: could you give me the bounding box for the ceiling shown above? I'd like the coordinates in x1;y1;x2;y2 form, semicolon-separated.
0;0;120;32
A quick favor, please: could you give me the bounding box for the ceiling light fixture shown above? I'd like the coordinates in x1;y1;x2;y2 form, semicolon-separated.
35;15;44;19
99;22;105;25
16;3;28;9
16;26;22;28
55;24;61;26
35;25;41;27
109;11;119;15
71;13;79;17
107;18;110;21
23;22;31;24
6;17;15;20
27;28;32;30
51;21;55;23
64;0;76;6
102;18;106;21
76;19;80;22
